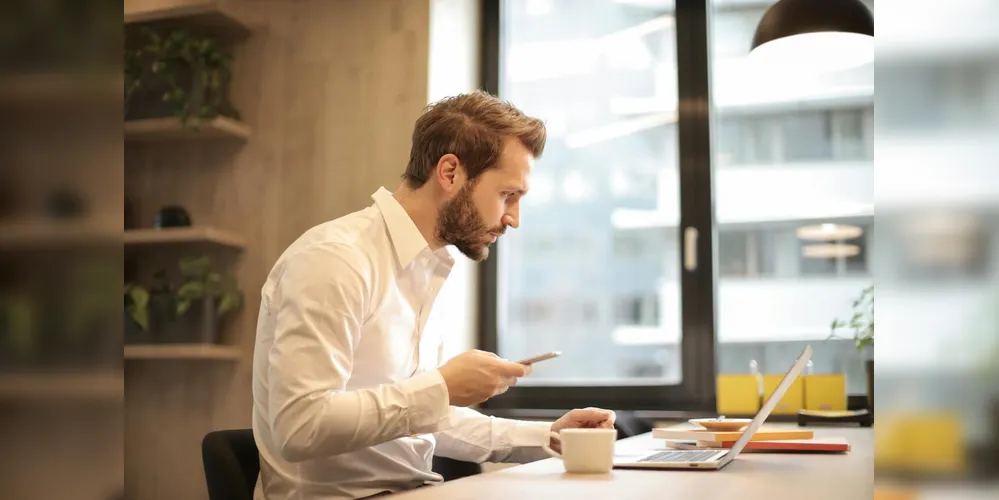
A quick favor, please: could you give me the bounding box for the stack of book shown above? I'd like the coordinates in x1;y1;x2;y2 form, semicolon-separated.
652;427;851;453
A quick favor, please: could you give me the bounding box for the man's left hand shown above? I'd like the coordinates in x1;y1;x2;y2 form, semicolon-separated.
548;407;617;453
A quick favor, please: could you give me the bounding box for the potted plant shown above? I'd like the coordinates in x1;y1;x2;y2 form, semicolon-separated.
0;291;36;369
124;255;243;344
828;285;874;413
125;27;239;126
52;258;122;366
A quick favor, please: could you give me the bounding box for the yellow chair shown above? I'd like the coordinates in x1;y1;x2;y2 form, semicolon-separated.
803;374;847;411
716;374;760;415
763;374;804;415
906;413;966;475
874;412;966;476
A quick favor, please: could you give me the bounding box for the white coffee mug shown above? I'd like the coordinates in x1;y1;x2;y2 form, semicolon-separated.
542;428;616;473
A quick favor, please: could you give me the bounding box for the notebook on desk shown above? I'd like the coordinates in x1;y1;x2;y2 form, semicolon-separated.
651;428;814;442
664;437;851;453
613;345;813;470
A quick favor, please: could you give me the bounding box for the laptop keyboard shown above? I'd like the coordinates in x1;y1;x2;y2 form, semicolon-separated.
638;450;721;463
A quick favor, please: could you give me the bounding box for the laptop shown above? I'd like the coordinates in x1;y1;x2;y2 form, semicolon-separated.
613;345;813;470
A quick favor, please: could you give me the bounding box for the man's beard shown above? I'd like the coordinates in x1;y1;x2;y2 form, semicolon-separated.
436;182;504;262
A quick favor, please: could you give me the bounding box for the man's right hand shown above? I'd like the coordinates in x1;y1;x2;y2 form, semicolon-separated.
437;350;529;407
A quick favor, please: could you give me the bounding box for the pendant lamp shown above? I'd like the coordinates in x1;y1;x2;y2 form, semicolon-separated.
750;0;874;72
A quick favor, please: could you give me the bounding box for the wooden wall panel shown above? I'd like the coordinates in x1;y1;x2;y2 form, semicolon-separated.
124;1;433;500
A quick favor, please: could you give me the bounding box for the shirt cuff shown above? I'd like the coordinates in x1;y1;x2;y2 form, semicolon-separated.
509;420;553;448
403;369;451;434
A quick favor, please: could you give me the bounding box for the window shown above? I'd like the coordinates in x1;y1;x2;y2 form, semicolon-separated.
717;228;778;278
479;0;875;411
798;223;872;277
516;300;554;322
879;213;994;283
717;109;872;166
710;1;874;391
480;0;714;410
613;294;658;326
717;223;872;279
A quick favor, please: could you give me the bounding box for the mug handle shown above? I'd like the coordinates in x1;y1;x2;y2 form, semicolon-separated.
541;431;562;459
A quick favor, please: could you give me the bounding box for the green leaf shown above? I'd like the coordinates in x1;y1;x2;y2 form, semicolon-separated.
132;306;150;331
125;285;151;330
6;296;35;355
205;272;223;296
179;256;212;279
176;281;206;301
217;292;238;317
176;298;192;317
127;285;150;309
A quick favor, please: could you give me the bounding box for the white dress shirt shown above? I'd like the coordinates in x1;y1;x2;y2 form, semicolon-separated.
251;187;552;500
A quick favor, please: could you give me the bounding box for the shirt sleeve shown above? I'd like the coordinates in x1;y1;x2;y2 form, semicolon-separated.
265;243;452;463
432;406;553;464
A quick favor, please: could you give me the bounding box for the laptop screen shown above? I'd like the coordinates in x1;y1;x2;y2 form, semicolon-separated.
725;345;813;457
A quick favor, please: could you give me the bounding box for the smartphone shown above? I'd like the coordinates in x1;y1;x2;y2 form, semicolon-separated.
516;351;561;365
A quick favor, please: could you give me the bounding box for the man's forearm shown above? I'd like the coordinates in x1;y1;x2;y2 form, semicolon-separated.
433;407;552;464
271;370;451;462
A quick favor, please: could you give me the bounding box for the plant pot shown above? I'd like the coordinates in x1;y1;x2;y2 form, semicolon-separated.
865;359;874;414
125;296;219;344
0;333;38;372
41;321;117;369
124;310;153;344
125;75;181;120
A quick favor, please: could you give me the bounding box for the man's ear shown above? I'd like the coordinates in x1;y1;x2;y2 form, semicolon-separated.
435;153;462;193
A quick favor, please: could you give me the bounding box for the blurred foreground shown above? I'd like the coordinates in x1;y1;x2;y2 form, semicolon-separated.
873;0;999;498
0;2;123;500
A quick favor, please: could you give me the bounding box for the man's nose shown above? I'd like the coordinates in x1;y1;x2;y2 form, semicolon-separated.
501;213;519;229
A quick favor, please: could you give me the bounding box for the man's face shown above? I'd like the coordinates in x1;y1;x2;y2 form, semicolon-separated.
436;138;533;261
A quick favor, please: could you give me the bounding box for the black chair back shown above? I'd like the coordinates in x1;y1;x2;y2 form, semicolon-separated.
202;429;260;500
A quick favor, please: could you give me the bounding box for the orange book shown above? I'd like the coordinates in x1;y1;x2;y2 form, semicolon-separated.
666;437;850;452
652;427;813;442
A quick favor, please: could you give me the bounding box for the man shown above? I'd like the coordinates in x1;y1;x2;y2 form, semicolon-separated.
252;91;616;500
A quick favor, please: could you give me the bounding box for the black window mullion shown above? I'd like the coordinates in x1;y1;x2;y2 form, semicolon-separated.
675;0;718;409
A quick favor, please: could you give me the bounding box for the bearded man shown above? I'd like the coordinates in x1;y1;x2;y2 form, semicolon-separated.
251;91;615;500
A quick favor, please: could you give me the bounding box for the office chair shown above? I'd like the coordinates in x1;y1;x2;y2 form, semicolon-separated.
202;429;260;500
433;455;482;481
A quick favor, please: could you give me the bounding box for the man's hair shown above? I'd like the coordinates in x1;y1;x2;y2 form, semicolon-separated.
403;91;546;188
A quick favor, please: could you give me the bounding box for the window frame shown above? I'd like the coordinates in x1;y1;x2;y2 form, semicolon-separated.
476;0;719;412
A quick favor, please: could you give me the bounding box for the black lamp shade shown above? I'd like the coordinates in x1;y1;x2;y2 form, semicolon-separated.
751;0;874;52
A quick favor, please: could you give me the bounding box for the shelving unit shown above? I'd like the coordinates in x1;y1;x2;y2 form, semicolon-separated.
124;0;252;40
0;372;124;400
124;226;246;249
0;73;121;105
0;218;120;248
124;116;252;142
123;2;256;498
124;344;242;360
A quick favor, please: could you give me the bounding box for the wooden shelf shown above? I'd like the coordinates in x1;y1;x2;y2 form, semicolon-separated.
124;344;242;360
0;371;124;400
0;218;120;248
124;0;252;40
0;72;121;105
124;116;251;142
124;226;246;249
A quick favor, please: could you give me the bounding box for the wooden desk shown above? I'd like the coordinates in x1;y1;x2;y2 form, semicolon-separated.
392;426;873;499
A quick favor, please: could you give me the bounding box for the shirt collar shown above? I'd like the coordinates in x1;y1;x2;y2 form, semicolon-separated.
371;187;444;269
